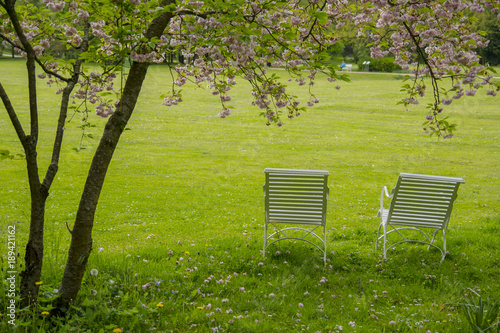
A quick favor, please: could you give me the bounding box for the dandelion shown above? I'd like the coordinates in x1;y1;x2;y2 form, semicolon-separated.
185;251;190;255
113;329;122;333
36;281;43;285
91;289;97;296
41;311;49;315
90;269;98;276
157;303;163;307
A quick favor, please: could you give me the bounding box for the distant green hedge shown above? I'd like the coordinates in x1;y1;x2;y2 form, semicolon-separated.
358;57;402;72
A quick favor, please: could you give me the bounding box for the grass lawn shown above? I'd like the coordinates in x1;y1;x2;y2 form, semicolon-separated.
0;58;499;332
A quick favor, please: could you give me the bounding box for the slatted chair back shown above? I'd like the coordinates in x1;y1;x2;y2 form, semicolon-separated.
387;173;464;230
263;168;329;263
377;173;465;261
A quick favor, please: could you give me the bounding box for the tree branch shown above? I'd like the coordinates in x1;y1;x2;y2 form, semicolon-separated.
34;58;71;83
1;27;70;83
174;9;218;19
42;21;91;194
0;32;24;52
402;21;440;105
0;81;27;146
4;0;39;144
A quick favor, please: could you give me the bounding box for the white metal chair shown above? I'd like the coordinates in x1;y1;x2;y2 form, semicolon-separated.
376;173;465;261
263;168;329;263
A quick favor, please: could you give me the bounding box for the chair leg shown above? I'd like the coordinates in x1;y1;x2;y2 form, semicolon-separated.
441;229;447;261
375;223;383;250
263;222;267;257
383;223;387;260
323;225;327;265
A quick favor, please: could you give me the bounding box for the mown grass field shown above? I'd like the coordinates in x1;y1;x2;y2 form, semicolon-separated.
1;58;499;332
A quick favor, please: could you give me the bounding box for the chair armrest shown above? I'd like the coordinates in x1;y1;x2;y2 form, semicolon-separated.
380;186;391;211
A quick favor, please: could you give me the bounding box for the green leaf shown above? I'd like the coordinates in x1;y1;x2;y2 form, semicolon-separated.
285;32;297;41
486;66;497;74
313;11;329;24
78;52;91;60
1;150;13;160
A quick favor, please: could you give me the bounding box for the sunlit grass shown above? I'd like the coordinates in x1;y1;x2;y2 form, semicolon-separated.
0;59;499;332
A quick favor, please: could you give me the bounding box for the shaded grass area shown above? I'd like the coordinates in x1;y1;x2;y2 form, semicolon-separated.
0;60;499;332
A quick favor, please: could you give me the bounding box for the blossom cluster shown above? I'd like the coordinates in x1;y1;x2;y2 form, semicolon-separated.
1;0;498;133
349;0;500;136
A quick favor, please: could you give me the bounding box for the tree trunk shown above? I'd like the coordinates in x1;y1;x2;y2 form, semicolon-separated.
53;3;174;313
19;138;47;307
54;61;152;310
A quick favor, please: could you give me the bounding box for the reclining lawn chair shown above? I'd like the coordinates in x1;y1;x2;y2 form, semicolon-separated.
376;173;465;261
263;168;329;263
